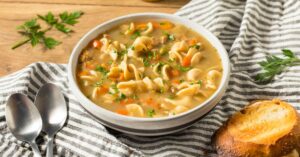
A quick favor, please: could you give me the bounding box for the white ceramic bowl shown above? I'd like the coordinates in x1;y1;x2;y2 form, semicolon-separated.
68;13;230;136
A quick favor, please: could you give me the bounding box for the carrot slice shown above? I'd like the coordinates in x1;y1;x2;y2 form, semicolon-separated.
93;40;102;49
85;63;96;70
152;22;161;29
78;70;89;76
188;38;197;46
172;79;180;84
120;98;135;106
144;98;159;109
171;69;180;77
116;109;128;115
182;56;191;67
97;86;109;95
136;23;148;30
119;72;125;81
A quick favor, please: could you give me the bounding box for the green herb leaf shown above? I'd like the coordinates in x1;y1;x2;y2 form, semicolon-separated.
147;109;155;117
109;83;119;95
176;65;192;72
55;23;72;33
163;31;175;41
196;80;202;85
117;50;128;60
43;37;61;49
12;11;83;49
95;65;109;75
115;93;126;102
132;94;139;100
38;12;57;25
190;44;201;50
130;30;141;40
255;49;300;83
168;94;176;99
282;49;294;58
59;11;84;25
93;81;103;87
143;58;150;67
158;88;165;94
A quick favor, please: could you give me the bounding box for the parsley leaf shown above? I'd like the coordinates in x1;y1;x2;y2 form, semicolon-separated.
143;58;151;67
130;30;141;40
93;81;103;87
115;93;126;102
12;11;83;50
109;84;119;95
147;109;156;117
37;12;57;25
43;37;61;49
176;65;192;72
163;31;175;41
255;49;300;83
55;23;72;33
95;65;109;75
59;11;83;25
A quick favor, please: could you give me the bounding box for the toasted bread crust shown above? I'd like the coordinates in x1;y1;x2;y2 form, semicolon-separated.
213;99;300;157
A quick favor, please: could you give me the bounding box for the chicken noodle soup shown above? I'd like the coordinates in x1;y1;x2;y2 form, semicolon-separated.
77;20;223;118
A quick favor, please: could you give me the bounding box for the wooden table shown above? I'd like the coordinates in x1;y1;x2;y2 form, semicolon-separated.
0;0;188;76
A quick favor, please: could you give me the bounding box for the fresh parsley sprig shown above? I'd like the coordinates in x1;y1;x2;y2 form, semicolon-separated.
38;11;83;34
255;49;300;83
12;11;83;50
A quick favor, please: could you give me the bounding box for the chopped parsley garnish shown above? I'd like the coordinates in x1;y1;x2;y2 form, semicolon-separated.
175;65;192;72
168;94;176;99
115;93;126;102
107;60;113;65
167;58;175;63
93;81;103;87
130;30;141;40
156;62;165;73
130;46;135;50
196;80;202;85
158;88;165;94
95;65;109;75
190;80;202;86
142;51;158;67
163;31;175;41
117;50;128;60
143;58;151;67
132;94;139;100
109;83;119;94
147;109;156;117
190;44;201;50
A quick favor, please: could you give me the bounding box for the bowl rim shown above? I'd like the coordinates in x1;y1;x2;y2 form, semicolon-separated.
68;12;230;122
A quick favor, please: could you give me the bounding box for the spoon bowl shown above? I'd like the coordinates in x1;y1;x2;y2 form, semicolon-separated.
35;83;67;157
6;93;42;157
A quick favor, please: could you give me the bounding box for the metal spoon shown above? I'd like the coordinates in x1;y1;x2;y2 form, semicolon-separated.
6;93;42;157
34;83;67;157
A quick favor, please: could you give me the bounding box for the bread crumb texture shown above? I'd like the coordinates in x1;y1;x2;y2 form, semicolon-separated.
213;99;300;157
228;99;297;145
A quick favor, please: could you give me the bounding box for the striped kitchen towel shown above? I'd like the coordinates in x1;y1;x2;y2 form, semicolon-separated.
1;0;300;156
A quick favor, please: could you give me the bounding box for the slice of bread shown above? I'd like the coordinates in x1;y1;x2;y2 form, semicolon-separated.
213;99;300;157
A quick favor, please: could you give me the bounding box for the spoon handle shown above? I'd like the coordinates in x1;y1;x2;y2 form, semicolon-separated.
30;142;41;157
46;137;54;157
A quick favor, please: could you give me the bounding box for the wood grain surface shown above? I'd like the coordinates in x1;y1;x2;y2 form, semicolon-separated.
0;0;188;76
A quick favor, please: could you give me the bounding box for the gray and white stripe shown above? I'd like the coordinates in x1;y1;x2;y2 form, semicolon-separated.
1;0;300;156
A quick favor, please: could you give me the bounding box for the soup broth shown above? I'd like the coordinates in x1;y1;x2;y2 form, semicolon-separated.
77;20;223;118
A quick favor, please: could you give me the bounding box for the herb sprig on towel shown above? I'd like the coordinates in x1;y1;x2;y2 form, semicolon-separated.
12;11;84;50
255;49;300;83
